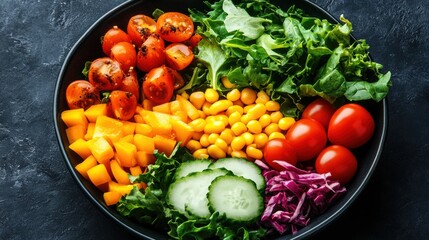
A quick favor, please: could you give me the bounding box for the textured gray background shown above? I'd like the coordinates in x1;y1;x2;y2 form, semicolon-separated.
1;0;428;239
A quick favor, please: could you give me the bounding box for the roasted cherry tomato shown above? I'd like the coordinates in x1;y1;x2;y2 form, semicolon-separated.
156;12;194;42
88;57;123;91
263;138;298;171
302;98;336;130
136;34;166;72
165;43;194;70
315;145;358;185
119;68;139;101
285;118;327;161
186;33;202;49
127;14;157;47
108;90;137;121
66;80;100;110
110;41;137;72
328;103;375;149
166;67;185;90
101;26;132;56
142;65;174;104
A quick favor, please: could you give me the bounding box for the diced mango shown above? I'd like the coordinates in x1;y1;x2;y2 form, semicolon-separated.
136;151;156;167
87;163;112;186
108;181;134;195
84;104;107;123
93;115;124;143
113;141;137;168
119;134;134;143
69;138;91;159
88;137;114;165
177;95;200;120
169;100;183;113
66;125;86;144
152;102;171;114
153;135;176;157
121;121;136;136
129;166;143;176
103;191;122;206
140;110;172;136
84;123;95;140
170;118;194;146
61;108;88;128
135;123;154;137
110;159;131;185
75;155;97;179
133;134;155;153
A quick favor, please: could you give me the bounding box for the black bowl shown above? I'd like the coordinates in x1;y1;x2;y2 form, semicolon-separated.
53;0;388;239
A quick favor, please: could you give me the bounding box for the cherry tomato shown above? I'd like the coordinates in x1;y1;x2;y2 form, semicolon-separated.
315;145;358;185
285;118;327;161
142;65;174;104
88;57;123;91
156;12;194;42
119;68;139;101
328;103;375;149
101;26;132;56
107;90;137;121
110;41;137;72
165;43;194;70
66;80;100;110
166;67;185;90
186;33;202;49
302;98;336;130
263;138;298;171
136;34;166;72
127;14;157;47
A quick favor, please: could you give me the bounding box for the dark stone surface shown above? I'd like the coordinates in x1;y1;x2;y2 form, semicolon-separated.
0;0;427;239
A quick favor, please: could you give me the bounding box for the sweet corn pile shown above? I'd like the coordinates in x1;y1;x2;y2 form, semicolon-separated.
184;87;296;160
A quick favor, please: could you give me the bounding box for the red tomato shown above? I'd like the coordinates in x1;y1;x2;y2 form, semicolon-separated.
165;43;194;70
166;67;185;90
127;14;157;47
119;68;139;101
88;57;123;91
66;80;100;110
102;26;131;56
186;33;202;49
315;145;358;185
302;98;336;130
328;103;375;149
108;90;137;121
285;119;327;161
156;12;194;42
136;34;166;72
263;138;297;170
142;65;174;104
110;41;137;72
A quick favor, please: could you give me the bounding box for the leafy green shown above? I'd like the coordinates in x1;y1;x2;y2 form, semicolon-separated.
188;0;392;117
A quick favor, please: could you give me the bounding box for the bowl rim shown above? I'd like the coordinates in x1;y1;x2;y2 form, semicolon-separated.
53;0;389;239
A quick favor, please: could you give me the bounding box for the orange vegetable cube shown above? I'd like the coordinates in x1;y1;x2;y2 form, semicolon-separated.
143;99;155;110
84;123;95;140
108;181;134;195
170;118;194;146
110;159;131;185
88;137;115;165
140;110;172;136
136;151;156;167
87;164;112;186
133;134;155;153
119;134;134;143
103;191;122;206
84;104;107;123
93;115;124;143
61;108;88;128
134;114;145;123
177;95;200;120
66;125;86;144
152;102;171;114
129;166;143;176
69;138;91;159
75;155;97;179
121;121;136;136
169;100;183;113
172;110;188;123
135;123;154;137
153;135;176;156
113;141;137;167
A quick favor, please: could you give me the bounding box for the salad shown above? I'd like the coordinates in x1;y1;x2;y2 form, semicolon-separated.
59;0;391;239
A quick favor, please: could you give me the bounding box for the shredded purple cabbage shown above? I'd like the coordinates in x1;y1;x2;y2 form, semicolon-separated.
255;160;347;235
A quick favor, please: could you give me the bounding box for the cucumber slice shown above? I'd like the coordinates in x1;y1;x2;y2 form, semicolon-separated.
209;157;265;191
174;159;212;179
167;168;229;218
208;175;263;223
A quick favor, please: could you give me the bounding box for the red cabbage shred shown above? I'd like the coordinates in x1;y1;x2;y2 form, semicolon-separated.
255;160;347;235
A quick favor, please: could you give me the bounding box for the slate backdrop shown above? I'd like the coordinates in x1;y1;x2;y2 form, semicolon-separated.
1;0;428;239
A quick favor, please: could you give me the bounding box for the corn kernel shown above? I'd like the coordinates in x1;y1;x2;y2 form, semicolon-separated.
225;105;244;116
207;133;220;144
215;138;228;152
231;150;247;159
255;91;270;104
228;111;242;126
193;149;209;159
186;140;202;152
241;132;254;145
181;91;189;100
246;144;263;159
202;102;212;116
199;133;210;147
240;114;250;125
204;88;219;103
258;114;271;128
207;144;226;159
189;91;205;110
204;120;226;134
254;133;268;148
243;104;255;114
188;118;206;132
231;122;247;136
209;100;233;115
270;111;283;123
268;132;285;140
226;89;241;102
220;129;234;144
231;136;246;151
264;123;280;136
241;88;257;105
246;103;267;120
278;117;296;131
265;100;280;111
247;120;262;134
221;76;236;88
